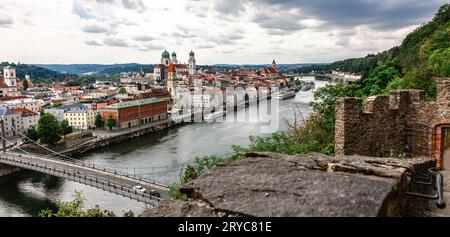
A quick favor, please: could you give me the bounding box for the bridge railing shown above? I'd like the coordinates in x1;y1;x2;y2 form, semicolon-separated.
0;154;163;204
2;128;187;187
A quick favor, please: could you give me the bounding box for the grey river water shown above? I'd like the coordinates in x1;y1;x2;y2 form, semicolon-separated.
0;79;329;217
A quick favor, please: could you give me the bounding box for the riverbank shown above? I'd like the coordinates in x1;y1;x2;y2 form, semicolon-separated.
17;95;274;158
18;119;173;157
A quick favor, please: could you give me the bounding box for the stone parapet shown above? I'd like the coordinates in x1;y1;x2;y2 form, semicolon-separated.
142;152;435;217
335;86;450;158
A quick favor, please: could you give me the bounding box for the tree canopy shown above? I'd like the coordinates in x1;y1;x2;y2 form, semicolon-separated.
37;113;61;145
94;114;103;128
59;120;73;136
106;115;117;130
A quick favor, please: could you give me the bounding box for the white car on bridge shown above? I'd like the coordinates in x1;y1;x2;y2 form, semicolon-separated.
133;185;146;193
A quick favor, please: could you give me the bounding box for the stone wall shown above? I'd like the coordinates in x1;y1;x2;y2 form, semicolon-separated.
335;91;410;157
142;152;435;217
336;78;450;167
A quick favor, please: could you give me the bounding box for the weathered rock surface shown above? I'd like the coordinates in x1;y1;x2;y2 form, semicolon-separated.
142;152;435;217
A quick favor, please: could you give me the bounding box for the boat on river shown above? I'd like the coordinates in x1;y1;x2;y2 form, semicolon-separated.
301;84;312;91
274;89;296;100
204;110;227;122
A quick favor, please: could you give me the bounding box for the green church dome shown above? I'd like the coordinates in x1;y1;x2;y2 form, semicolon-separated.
162;50;170;58
172;52;177;57
189;51;195;56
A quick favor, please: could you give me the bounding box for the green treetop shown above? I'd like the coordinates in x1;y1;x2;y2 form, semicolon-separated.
37;113;61;145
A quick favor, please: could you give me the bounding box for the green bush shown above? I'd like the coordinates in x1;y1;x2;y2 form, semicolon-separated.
38;191;133;217
168;184;188;201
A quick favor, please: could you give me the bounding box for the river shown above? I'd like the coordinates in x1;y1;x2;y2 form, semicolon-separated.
0;78;329;217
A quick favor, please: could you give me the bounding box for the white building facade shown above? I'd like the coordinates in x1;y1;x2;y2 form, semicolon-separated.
0;107;21;138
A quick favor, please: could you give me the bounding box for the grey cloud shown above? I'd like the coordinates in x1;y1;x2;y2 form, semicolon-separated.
73;0;146;21
72;1;97;20
171;29;197;39
121;0;146;11
0;16;13;27
197;44;215;49
335;37;351;47
93;0;146;10
113;19;138;26
82;24;109;33
185;1;210;18
86;40;103;46
214;0;246;16
253;13;304;33
136;43;164;51
195;12;207;18
209;0;446;31
172;33;196;39
96;0;117;4
103;37;129;47
133;35;154;42
209;34;244;45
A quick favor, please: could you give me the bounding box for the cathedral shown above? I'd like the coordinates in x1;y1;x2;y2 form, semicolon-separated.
153;50;196;82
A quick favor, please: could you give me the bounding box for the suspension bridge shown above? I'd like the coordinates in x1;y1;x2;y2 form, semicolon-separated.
0;125;188;206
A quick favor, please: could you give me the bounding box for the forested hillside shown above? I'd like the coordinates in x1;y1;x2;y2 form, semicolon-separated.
38;63;154;75
332;4;449;99
0;62;77;83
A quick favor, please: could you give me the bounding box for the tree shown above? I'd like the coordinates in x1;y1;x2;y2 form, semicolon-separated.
94;114;103;129
428;47;450;77
37;191;129;217
37;113;61;145
118;87;127;94
362;65;401;96
23;126;39;143
106;114;116;130
22;79;29;91
59;120;73;136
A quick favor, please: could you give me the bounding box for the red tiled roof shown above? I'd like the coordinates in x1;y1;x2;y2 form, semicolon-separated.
0;96;27;101
137;88;171;99
176;65;188;69
0;77;8;89
168;63;176;73
11;108;39;117
261;68;277;74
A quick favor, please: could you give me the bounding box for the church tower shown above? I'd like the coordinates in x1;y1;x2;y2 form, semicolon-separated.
161;50;171;66
272;59;277;72
3;66;18;96
171;52;178;64
188;51;196;75
167;63;177;98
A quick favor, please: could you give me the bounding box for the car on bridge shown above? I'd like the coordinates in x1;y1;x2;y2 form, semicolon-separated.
133;185;146;193
149;190;161;198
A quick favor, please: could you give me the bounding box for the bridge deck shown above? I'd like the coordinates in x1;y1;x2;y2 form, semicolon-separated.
0;152;169;205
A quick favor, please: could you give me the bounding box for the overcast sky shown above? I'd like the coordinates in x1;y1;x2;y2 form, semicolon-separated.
0;0;446;65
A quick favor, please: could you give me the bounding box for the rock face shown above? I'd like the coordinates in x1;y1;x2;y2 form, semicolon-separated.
142;152;435;217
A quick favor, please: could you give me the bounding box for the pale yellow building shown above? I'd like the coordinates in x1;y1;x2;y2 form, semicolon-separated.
64;107;97;130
